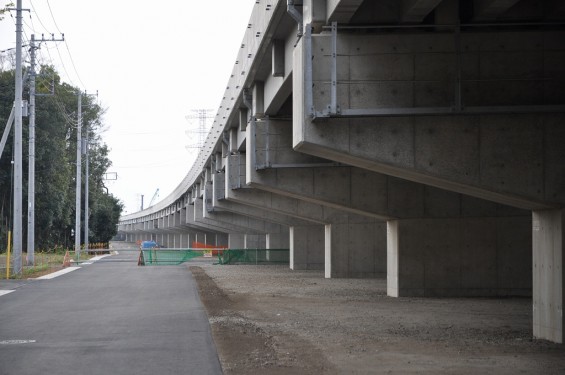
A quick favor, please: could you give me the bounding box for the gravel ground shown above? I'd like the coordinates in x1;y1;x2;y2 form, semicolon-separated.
190;263;565;374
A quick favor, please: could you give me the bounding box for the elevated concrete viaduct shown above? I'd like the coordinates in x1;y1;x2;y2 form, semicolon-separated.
118;0;565;343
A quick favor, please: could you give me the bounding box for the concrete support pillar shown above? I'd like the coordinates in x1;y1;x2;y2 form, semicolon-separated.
229;233;245;249
533;209;564;343
325;219;387;279
387;216;532;297
290;225;324;270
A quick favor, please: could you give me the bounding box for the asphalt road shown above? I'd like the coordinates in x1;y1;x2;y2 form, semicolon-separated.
0;247;222;375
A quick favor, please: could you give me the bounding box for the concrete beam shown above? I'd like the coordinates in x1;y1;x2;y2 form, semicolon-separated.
194;197;276;235
249;118;529;220
327;0;365;23
402;0;444;23
474;0;521;19
293;31;565;210
212;170;312;227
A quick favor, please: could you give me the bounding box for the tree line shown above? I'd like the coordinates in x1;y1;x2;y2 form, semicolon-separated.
0;64;123;251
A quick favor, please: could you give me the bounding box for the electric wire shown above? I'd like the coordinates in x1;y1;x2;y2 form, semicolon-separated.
44;0;86;89
29;0;50;34
45;0;62;34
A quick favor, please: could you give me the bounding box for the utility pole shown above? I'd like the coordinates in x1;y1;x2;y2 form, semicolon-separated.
75;91;82;259
83;91;97;253
27;34;36;266
27;33;64;266
84;119;89;253
12;0;23;275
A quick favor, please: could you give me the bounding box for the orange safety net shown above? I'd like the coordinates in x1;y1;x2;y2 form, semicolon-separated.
192;241;226;256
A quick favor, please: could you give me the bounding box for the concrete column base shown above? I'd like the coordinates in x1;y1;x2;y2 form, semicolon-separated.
387;216;532;298
533;209;564;343
290;225;324;270
325;219;387;279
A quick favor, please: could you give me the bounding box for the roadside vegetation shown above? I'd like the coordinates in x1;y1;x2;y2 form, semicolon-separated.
0;57;123;268
0;247;98;279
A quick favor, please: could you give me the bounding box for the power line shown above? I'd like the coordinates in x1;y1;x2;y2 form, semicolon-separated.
29;1;50;34
42;0;85;89
45;0;62;34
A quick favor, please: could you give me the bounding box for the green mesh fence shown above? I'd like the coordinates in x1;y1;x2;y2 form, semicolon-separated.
139;249;203;266
216;248;289;265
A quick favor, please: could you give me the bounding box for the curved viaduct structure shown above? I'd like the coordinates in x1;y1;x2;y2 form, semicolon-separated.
119;0;565;343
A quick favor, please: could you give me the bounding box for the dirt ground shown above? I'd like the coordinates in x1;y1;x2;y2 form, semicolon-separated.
189;264;565;375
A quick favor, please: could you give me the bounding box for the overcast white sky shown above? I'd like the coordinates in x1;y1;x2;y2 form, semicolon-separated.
0;0;256;214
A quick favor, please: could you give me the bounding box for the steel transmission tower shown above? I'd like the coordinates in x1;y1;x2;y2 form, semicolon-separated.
185;109;214;154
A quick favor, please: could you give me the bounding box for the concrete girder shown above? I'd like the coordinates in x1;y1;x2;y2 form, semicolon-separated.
184;203;242;234
214;185;313;227
212;170;312;227
225;178;341;225
401;0;444;23
474;0;521;19
293;30;565;210
327;0;365;23
203;207;282;235
195;194;284;235
192;199;266;235
249;118;529;221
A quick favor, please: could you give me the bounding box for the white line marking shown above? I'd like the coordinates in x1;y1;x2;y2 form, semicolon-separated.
35;267;80;280
0;339;36;345
88;254;111;262
0;290;15;297
81;254;112;265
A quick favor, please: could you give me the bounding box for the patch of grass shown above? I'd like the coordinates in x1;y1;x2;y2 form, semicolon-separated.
0;250;93;279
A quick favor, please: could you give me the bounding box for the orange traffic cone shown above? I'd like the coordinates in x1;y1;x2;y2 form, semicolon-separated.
62;250;71;268
137;250;145;266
